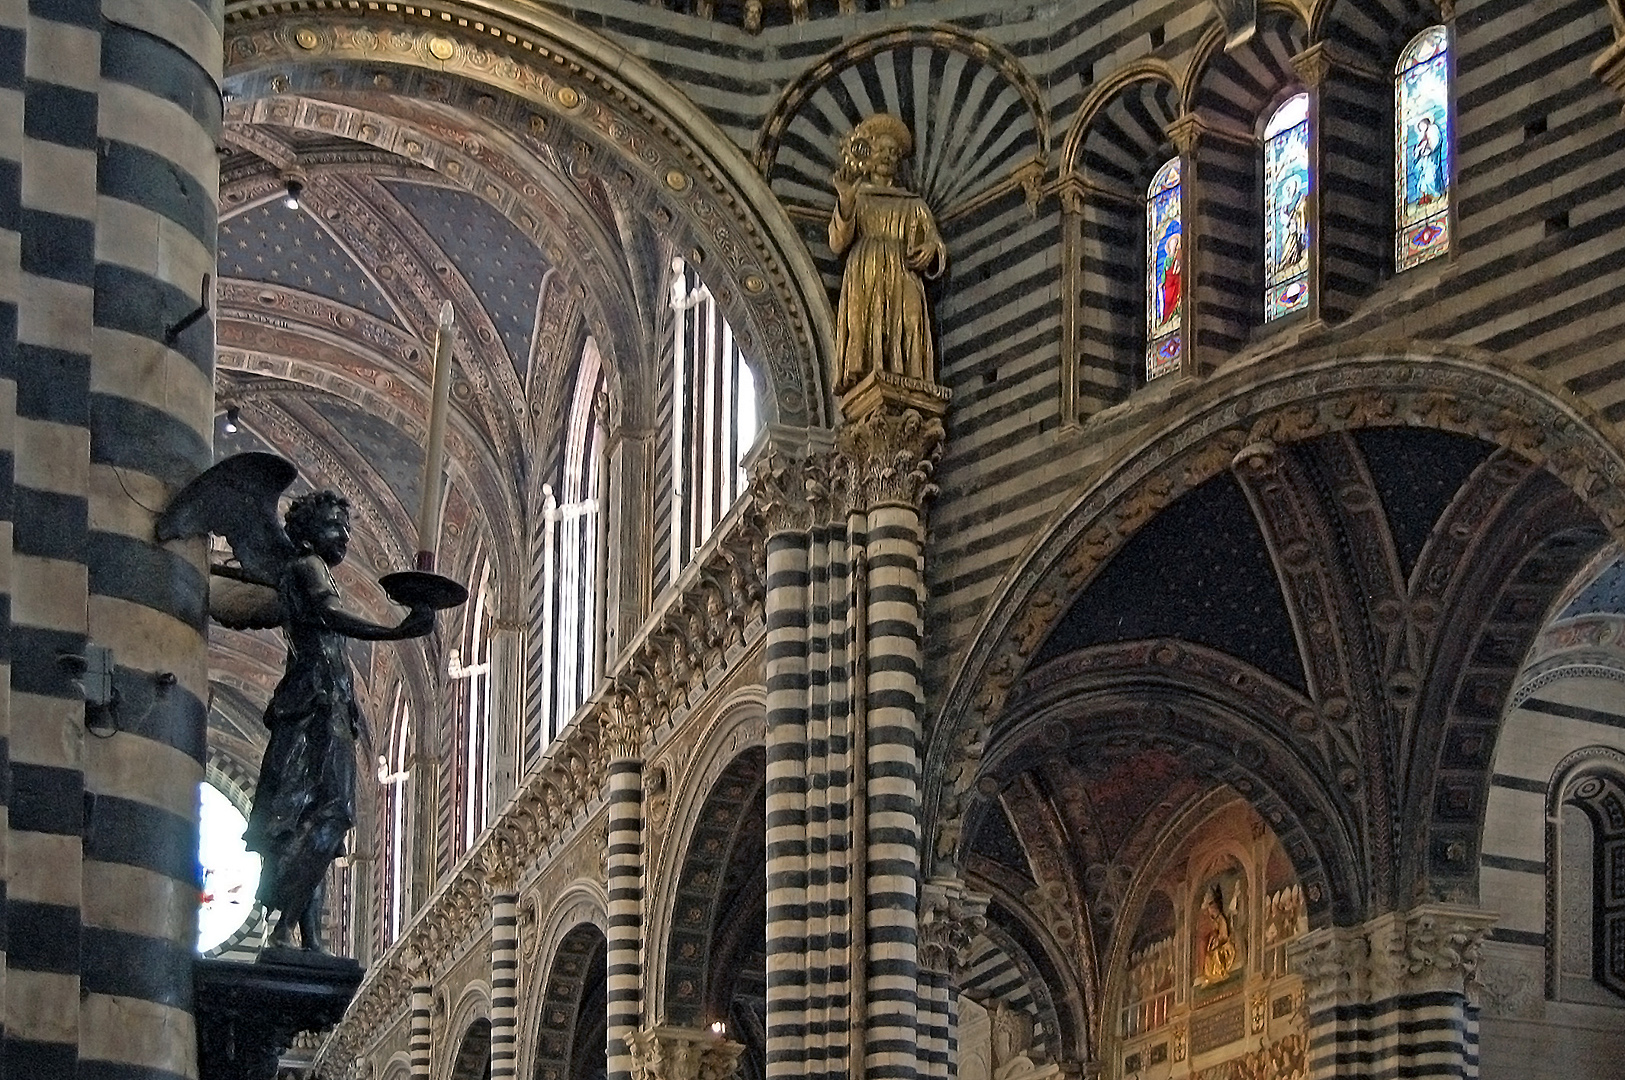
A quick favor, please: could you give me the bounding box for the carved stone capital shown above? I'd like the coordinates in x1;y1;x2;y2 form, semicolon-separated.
1289;905;1497;1006
605;690;645;762
919;877;989;977
478;831;520;898
836;399;946;512
746;427;840;534
629;1025;745;1080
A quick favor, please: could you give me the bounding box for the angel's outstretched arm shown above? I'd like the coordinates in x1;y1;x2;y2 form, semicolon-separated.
292;559;435;640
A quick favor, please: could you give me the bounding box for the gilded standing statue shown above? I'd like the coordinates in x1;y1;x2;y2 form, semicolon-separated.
830;113;948;393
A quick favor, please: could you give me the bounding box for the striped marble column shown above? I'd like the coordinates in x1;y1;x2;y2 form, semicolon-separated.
917;881;986;1080
408;957;433;1080
11;0;218;1073
0;2;20;1065
1290;904;1496;1080
605;703;645;1080
837;394;946;1080
485;846;520;1080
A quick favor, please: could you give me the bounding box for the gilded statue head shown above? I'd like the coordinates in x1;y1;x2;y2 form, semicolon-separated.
837;113;914;185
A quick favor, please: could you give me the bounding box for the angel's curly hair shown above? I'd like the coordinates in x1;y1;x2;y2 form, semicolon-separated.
285;490;351;548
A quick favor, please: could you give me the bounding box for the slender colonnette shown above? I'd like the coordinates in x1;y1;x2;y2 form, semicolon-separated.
604;703;645;1080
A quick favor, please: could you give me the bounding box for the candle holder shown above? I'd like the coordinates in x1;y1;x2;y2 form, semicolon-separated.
379;570;468;611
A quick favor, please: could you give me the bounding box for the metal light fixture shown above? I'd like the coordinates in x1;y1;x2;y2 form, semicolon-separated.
282;177;304;210
222;406;240;434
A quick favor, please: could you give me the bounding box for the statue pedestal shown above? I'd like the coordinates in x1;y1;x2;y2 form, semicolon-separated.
839;370;951;423
195;952;363;1080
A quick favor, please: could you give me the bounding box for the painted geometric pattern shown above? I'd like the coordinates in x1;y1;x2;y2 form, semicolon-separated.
220;200;400;323
385;179;549;376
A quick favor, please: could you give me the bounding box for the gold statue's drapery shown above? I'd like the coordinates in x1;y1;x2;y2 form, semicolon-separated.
830;114;948;393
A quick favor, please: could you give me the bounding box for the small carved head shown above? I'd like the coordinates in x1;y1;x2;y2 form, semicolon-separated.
286;490;352;565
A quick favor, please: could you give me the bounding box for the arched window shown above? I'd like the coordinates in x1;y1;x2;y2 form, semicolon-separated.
378;685;412;947
449;557;494;856
1263;93;1311;321
529;338;607;760
668;256;760;580
1552;762;1625;1003
1395;26;1450;270
1146;157;1183;382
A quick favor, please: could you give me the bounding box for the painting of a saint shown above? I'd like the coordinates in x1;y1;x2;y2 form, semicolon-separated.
1396;26;1450;269
1194;870;1246;990
1263;94;1310;320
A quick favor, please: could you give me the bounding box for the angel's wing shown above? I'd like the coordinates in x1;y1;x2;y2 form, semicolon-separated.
156;453;298;583
207;565;285;630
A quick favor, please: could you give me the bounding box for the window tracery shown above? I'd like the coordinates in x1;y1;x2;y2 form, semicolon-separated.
1263;93;1312;321
1395;26;1451;270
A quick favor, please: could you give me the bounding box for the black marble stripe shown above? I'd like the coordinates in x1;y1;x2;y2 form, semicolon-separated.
9;624;87;699
11;485;87;562
23;79;96;149
90;392;211;492
11;762;83;835
21;207;94;285
98;140;215;249
1480;852;1543;875
84;792;196;887
7;899;80;973
4;1035;78;1077
15;345;90;424
1490;772;1547;794
82;924;192;1007
0;25;22;90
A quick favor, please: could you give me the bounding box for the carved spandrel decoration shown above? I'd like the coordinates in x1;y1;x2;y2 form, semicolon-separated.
830;114;948;399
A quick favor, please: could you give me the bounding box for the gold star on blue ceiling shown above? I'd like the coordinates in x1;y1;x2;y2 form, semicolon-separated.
219;202;400;324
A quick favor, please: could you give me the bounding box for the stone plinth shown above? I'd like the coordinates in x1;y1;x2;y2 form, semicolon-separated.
195;952;364;1080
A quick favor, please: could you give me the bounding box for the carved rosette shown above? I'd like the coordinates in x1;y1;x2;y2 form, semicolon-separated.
919;878;990;979
836;401;947;513
629;1026;745;1080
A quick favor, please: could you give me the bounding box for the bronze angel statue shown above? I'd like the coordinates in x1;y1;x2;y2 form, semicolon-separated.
159;453;462;953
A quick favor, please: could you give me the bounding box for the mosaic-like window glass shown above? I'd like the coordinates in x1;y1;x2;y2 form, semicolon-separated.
1395;26;1450;271
1146;157;1183;382
1263;93;1311;321
197;782;260;952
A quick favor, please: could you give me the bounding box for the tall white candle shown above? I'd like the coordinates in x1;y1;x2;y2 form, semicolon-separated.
416;301;456;571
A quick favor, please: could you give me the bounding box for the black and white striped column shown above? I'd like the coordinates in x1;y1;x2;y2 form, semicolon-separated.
487;855;520;1080
1291;905;1495;1080
605;707;645;1080
0;1;20;1066
408;955;433;1080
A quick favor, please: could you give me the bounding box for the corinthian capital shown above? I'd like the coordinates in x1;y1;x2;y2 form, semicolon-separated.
745;426;839;534
629;1026;745;1080
837;401;946;512
919;877;989;978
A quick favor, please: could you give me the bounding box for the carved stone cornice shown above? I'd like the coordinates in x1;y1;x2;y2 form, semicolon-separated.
918;877;989;979
629;1026;745;1080
835;401;946;513
1289;904;1498;1006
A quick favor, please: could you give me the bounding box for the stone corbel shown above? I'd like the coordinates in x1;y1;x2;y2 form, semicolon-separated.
629;1025;745;1080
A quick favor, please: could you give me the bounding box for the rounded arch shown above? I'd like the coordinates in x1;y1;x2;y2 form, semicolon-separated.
644;691;767;1008
1310;0;1448;69
927;347;1625;914
449;1015;495;1080
1064;65;1181;185
222;0;833;428
1182;4;1311;126
528;918;609;1080
754;23;1049;221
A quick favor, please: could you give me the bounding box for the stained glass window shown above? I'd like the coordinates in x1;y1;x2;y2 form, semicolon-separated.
1263;93;1311;321
1395;26;1450;270
197;781;260;952
1146;157;1183;382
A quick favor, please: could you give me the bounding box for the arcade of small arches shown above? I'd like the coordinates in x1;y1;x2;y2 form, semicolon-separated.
175;3;1625;1080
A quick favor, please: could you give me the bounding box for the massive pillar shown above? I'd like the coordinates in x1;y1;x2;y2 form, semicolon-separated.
7;0;220;1074
753;377;945;1080
605;699;645;1080
1291;904;1497;1080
